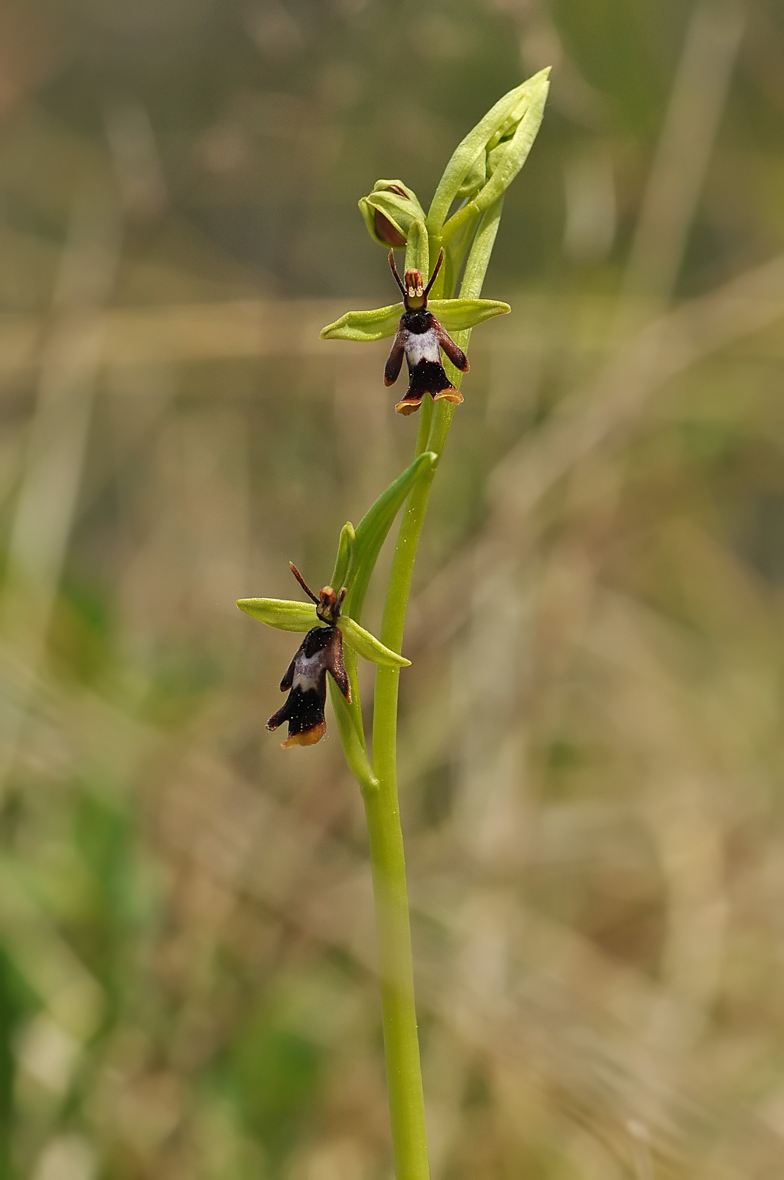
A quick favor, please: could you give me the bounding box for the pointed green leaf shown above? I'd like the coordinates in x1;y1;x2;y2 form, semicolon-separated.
331;521;357;591
347;451;437;623
338;616;410;667
429;298;510;331
321;303;402;343
237;598;318;632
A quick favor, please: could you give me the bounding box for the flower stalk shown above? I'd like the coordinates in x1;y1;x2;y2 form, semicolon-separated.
238;69;549;1180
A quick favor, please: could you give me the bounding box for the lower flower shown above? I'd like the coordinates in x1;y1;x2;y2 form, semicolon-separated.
267;611;350;749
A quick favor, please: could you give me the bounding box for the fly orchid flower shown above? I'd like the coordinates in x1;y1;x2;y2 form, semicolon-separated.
320;274;510;412
237;559;410;749
320;71;552;418
384;248;468;415
266;566;350;747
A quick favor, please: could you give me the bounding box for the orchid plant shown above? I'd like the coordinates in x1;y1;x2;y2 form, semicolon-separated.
238;69;549;1180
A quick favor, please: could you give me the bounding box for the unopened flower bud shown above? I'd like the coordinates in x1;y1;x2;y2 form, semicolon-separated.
359;180;426;248
428;68;550;237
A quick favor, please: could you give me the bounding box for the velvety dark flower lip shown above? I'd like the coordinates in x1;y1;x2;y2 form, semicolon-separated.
267;618;349;748
266;564;350;748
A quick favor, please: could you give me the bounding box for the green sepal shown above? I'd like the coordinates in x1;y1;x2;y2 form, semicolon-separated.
348;451;437;622
320;298;509;343
330;521;357;591
338;616;410;667
321;303;401;343
429;298;510;331
236;594;409;667
236;598;317;632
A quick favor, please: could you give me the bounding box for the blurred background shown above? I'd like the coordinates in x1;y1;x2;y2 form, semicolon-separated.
2;0;784;1176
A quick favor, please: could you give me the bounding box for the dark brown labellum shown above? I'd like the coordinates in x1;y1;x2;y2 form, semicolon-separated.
266;564;350;748
267;624;349;748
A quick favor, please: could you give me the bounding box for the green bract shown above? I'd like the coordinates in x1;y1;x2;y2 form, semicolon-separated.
320;297;510;343
236;597;409;667
359;180;427;249
348;451;437;623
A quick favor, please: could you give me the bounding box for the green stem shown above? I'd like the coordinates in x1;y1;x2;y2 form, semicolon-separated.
363;479;438;1180
357;197;506;1180
359;781;429;1180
